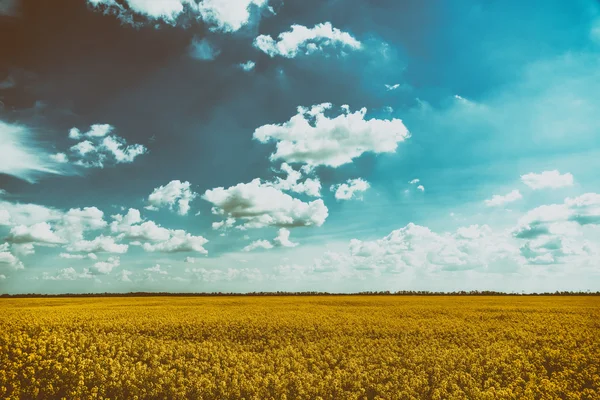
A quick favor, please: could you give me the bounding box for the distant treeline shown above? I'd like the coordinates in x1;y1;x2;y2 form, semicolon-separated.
1;290;599;298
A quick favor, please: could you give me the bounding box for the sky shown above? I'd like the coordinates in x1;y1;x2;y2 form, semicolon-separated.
1;0;600;294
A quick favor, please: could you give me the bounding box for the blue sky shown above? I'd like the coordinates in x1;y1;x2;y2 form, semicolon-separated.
1;0;600;293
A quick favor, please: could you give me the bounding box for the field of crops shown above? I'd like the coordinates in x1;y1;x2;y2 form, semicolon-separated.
0;296;598;399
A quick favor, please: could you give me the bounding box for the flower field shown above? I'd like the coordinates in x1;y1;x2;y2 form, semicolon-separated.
0;296;598;399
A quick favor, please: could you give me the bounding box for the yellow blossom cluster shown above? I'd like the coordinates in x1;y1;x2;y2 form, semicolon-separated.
0;296;598;399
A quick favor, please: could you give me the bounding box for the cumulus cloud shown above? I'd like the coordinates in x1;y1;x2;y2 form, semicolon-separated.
254;22;361;58
186;267;262;282
484;189;522;207
253;103;409;168
273;228;298;248
189;37;220;61
514;193;600;239
56;207;108;242
269;163;321;197
239;60;255;71
59;252;98;260
87;0;193;23
521;170;574;190
0;209;10;226
67;235;128;254
199;0;267;32
385;84;400;91
117;269;133;282
243;239;274;252
310;223;524;277
147;180;197;215
409;178;420;184
0;202;107;254
212;217;236;231
49;153;68;164
7;222;66;245
145;264;168;275
101;136;147;163
0;120;64;182
417;185;425;192
68;124;114;139
91;256;120;274
87;0;268;32
110;208;208;253
510;193;600;265
203;178;328;229
142;230;208;253
65;124;146;168
0;201;62;227
0;243;24;270
42;267;94;281
242;227;298;251
331;178;370;200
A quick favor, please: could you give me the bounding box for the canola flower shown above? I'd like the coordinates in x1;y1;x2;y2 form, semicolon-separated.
0;296;598;399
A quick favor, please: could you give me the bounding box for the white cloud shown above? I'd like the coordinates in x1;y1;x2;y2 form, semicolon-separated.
417;185;425;192
117;269;133;282
0;243;24;270
184;256;196;263
101;136;147;163
254;22;361;58
0;209;11;225
0;120;63;182
253;103;409;168
186;267;262;282
67;124;114;139
511;193;600;236
408;178;420;184
0;201;62;226
269;163;321;197
88;0;268;32
239;61;255;71
273;228;298;248
243;239;274;252
42;267;94;281
385;84;400;91
12;243;35;257
67;235;128;254
113;218;171;242
212;217;236;230
331;178;370;200
199;0;267;32
88;0;192;23
484;189;522;207
145;264;168;275
203;178;328;229
312;223;524;276
147;180;197;215
50;153;69;163
189;37;220;61
242;228;298;251
521;170;574;190
110;208;208;254
92;256;120;274
7;222;66;245
56;207;108;242
0;274;5;280
59;253;97;260
65;125;146;168
142;230;208;253
70;140;96;156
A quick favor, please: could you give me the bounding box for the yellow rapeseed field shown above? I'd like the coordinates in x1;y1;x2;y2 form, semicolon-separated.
0;296;598;400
